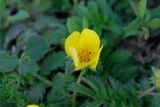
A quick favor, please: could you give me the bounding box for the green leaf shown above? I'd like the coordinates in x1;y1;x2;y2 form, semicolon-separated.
69;83;96;99
85;101;101;107
47;74;74;105
111;61;137;82
139;78;150;90
136;0;147;17
151;96;160;107
41;51;66;75
0;0;5;17
147;18;160;29
26;83;46;102
25;36;48;61
43;26;68;46
106;50;130;68
8;10;29;23
82;17;88;29
98;0;109;22
0;74;25;106
88;1;99;21
0;51;18;72
123;18;142;38
82;76;98;93
33;16;62;31
18;55;38;75
74;3;89;20
103;20;122;34
0;96;14;107
67;17;81;33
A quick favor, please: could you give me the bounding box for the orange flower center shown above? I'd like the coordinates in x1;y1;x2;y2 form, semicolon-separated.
78;48;93;63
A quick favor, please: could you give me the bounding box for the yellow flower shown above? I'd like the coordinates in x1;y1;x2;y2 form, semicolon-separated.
26;104;39;107
65;28;103;70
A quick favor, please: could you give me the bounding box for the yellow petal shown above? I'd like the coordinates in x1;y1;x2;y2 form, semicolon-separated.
69;47;91;71
26;104;39;107
69;47;79;67
75;61;92;71
90;45;103;69
69;47;93;71
79;28;100;52
65;31;80;57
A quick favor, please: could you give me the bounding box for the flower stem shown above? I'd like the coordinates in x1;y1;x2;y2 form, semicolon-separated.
35;74;53;87
72;69;86;107
138;85;157;99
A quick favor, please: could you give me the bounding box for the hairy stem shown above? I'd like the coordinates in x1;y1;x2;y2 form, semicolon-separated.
35;74;53;87
138;85;157;99
72;69;86;107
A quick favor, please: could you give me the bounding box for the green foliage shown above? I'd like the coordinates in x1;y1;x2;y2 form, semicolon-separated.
69;76;141;107
67;17;82;33
19;55;38;75
41;51;66;75
123;18;142;38
0;0;160;107
25;36;48;61
0;74;25;106
47;74;74;107
8;10;29;23
0;0;5;17
136;0;147;18
0;51;18;72
147;18;160;29
26;83;46;102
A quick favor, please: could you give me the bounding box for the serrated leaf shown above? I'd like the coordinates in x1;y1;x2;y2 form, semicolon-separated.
47;74;74;105
0;51;18;72
69;83;96;99
0;96;14;107
111;61;137;82
18;55;38;75
25;36;48;61
27;83;46;102
82;76;98;93
8;10;29;23
41;51;66;75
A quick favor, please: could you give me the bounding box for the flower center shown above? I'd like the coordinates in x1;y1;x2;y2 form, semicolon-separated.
78;48;92;63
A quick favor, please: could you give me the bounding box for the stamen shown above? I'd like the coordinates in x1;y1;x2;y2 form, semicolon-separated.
78;48;93;63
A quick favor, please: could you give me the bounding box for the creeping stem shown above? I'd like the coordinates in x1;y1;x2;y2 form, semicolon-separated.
35;74;53;87
138;85;157;99
72;69;86;107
